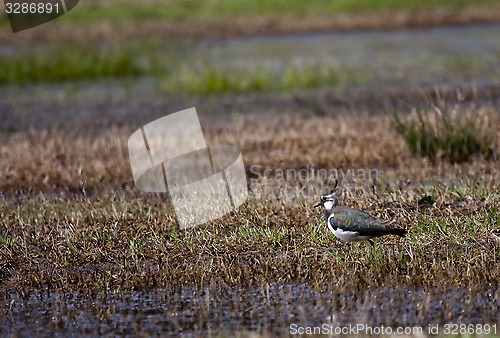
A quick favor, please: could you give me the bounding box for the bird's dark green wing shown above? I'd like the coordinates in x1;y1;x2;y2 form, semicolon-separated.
328;207;389;235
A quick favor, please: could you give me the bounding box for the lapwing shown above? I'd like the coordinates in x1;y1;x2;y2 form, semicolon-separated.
314;182;407;246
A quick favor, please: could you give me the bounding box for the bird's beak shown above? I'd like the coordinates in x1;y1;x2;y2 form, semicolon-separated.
313;202;322;208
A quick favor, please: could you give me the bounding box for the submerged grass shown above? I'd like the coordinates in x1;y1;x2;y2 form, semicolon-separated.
1;40;497;93
0;44;167;84
0;40;370;91
0;39;369;91
162;64;369;94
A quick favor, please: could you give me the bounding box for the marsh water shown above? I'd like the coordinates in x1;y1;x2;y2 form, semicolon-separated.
188;23;500;86
2;284;499;336
2;23;500;112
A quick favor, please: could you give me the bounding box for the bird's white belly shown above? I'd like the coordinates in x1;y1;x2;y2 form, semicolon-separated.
334;229;372;242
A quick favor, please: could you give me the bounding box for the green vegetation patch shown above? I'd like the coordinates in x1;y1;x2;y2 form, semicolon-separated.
0;44;161;84
161;64;370;94
0;43;370;92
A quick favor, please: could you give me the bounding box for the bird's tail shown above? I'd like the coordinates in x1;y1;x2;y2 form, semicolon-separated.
388;228;407;237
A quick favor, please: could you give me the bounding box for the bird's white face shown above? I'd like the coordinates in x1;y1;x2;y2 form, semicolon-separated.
314;183;339;210
319;191;338;211
323;199;336;210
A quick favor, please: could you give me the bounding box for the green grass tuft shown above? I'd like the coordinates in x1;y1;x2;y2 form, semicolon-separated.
393;106;494;163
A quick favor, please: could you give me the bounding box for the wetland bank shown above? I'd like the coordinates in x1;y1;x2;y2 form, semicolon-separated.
1;1;500;336
1;105;498;336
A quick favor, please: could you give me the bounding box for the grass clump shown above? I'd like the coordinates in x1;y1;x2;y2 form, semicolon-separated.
394;106;494;162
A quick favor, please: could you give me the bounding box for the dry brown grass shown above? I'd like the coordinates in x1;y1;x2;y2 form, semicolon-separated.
0;110;498;195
